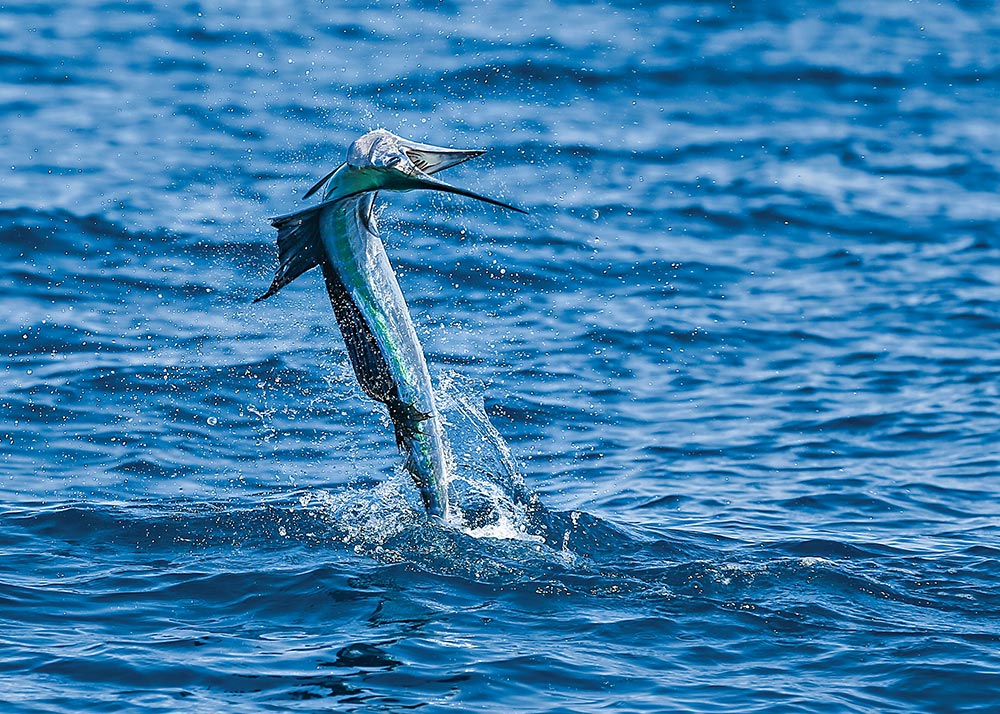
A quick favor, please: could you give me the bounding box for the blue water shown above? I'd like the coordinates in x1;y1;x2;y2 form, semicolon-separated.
2;1;1000;711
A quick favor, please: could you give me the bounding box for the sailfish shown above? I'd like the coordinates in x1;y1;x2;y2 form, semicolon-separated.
256;129;525;520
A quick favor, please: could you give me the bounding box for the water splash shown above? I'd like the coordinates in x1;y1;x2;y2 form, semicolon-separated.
437;371;539;540
295;371;541;543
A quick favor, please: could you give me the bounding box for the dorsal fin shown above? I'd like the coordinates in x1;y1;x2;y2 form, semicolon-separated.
319;258;398;406
254;205;326;302
256;185;380;303
319;257;431;451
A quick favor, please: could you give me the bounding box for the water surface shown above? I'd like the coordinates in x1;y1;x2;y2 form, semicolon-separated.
2;1;999;711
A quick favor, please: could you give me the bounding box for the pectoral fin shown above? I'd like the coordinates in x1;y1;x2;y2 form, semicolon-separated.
302;163;344;200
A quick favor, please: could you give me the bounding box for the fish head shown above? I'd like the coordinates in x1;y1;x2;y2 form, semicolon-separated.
320;129;526;213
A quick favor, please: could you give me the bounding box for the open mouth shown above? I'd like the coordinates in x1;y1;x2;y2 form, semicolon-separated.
403;149;431;173
400;145;486;176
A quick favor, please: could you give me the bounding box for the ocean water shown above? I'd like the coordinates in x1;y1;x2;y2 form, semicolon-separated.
2;0;1000;711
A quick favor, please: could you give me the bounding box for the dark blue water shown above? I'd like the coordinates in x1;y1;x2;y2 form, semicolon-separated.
3;1;1000;711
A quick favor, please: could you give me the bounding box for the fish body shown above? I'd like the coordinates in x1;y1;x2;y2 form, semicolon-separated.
257;130;524;519
317;192;449;516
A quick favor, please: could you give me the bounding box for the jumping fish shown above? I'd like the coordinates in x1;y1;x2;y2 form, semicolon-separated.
256;129;525;519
